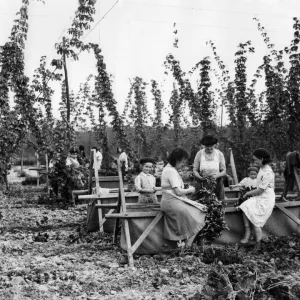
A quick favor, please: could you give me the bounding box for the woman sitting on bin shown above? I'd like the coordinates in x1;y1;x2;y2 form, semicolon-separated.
160;148;206;246
239;148;275;250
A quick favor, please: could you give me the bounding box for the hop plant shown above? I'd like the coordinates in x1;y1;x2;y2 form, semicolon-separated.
190;177;228;242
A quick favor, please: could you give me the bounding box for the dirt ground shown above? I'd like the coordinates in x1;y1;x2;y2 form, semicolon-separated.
1;184;300;300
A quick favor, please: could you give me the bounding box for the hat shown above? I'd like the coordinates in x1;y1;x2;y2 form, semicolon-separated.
253;148;270;160
200;135;218;146
140;158;155;165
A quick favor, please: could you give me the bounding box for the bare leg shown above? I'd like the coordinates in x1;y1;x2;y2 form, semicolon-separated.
252;226;262;251
240;212;251;243
253;226;262;242
186;233;197;247
242;212;250;227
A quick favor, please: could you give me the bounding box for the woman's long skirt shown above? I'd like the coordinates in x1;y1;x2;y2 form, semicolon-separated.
160;192;206;241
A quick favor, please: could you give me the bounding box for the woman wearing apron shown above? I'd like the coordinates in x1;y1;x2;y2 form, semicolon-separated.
193;135;226;200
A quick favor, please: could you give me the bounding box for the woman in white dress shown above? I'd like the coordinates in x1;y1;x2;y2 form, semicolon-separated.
239;148;275;249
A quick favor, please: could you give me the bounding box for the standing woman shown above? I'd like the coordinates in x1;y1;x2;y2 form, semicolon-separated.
239;148;275;249
117;147;128;177
193;135;226;200
161;148;206;246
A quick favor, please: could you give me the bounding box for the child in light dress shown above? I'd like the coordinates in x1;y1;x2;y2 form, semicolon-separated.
229;166;258;191
135;158;162;203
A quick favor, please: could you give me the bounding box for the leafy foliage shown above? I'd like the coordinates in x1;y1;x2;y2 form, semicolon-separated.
48;157;88;202
91;43;131;153
191;178;228;243
123;77;150;157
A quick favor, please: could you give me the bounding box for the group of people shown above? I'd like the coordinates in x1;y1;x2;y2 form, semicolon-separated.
49;145;130;174
134;135;275;249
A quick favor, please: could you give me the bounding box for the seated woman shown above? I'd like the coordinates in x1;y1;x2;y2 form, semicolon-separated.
239;148;275;250
160;148;206;246
193;135;226;200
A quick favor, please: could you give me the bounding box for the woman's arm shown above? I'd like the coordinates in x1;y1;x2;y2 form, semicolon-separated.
215;169;226;179
193;152;205;180
214;151;226;179
244;188;264;198
173;186;195;197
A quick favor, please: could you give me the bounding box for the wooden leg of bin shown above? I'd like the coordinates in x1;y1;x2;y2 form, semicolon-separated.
97;199;104;233
113;217;120;244
113;194;122;244
123;219;134;267
99;208;115;229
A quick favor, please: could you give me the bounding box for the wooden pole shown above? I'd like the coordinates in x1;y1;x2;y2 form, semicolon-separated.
20;140;24;173
229;148;238;185
88;150;94;194
45;153;49;192
220;99;224;129
93;149;103;232
117;160;134;267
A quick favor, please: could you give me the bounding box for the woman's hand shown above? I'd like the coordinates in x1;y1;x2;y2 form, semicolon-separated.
243;192;249;199
197;176;206;181
188;186;195;194
212;173;220;180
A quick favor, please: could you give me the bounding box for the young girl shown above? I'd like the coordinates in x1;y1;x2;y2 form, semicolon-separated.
135;158;162;203
229;166;258;190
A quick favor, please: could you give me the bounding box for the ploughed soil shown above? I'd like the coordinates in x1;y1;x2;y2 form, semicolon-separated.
0;184;300;300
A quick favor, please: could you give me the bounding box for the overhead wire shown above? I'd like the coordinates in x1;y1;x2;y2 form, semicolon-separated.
127;18;283;32
123;0;298;20
82;0;120;41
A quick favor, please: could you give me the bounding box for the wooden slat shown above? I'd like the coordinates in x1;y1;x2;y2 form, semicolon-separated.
94;157;103;232
277;200;300;208
94;150;102;233
113;193;121;244
99;208;115;229
117;160;134;266
275;203;300;226
117;160;127;213
45;153;49;192
88;150;94;194
105;211;160;219
97;199;103;232
124;219;133;266
95;203;118;209
92;176;119;182
73;189;89;195
130;211;164;255
229;148;238;184
78;194;100;200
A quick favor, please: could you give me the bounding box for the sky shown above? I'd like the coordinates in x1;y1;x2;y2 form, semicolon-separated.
1;0;300;125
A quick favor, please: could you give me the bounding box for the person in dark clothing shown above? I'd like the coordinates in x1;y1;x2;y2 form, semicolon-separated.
78;145;86;166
